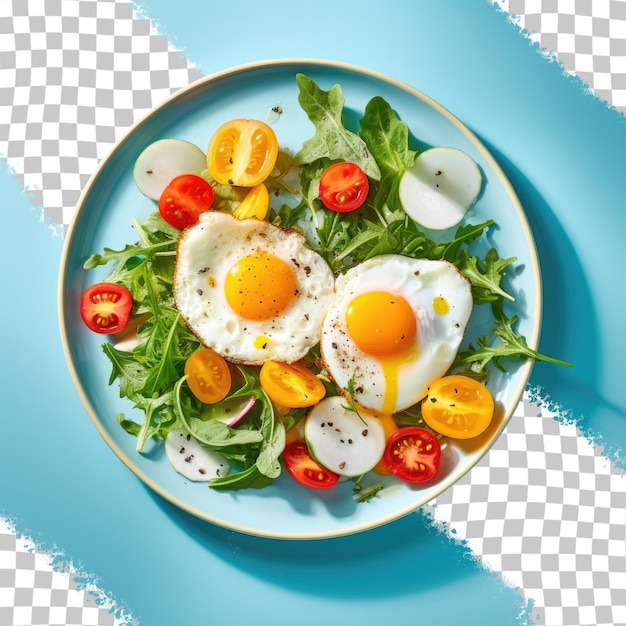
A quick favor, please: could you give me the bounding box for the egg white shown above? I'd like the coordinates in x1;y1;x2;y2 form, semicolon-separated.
320;254;473;414
173;210;335;365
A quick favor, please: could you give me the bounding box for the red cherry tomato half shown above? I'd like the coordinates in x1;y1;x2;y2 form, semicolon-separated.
158;174;215;229
283;440;340;489
80;282;133;334
383;426;441;483
319;162;369;212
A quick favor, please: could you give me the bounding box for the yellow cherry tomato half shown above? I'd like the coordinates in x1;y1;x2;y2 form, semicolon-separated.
233;182;270;220
421;375;495;439
260;361;326;408
206;118;279;187
184;348;232;404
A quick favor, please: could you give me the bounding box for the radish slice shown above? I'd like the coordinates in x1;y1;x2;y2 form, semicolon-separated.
304;396;386;477
196;396;256;428
165;428;230;481
217;396;256;427
398;147;482;230
133;138;207;200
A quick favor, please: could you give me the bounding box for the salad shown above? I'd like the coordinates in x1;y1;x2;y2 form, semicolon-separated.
79;73;570;502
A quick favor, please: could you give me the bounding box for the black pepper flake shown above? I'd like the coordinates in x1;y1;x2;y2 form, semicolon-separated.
197;289;203;296
228;179;234;185
338;461;346;470
199;468;206;475
184;454;194;463
304;266;311;276
362;429;369;437
430;397;437;403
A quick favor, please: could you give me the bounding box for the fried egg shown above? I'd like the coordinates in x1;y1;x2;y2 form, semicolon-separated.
320;254;473;414
173;210;335;365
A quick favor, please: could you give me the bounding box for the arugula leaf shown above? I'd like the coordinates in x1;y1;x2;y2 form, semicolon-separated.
117;414;141;437
139;211;184;241
134;391;178;452
459;248;516;304
103;337;181;453
458;305;573;373
435;220;495;261
83;214;178;284
352;478;386;503
142;312;183;397
83;244;145;273
361;215;437;261
294;73;381;180
102;343;149;397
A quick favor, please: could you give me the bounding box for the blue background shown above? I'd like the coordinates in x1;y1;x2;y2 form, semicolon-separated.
1;1;625;625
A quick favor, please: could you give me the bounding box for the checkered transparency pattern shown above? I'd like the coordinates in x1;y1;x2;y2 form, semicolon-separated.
1;2;626;626
0;0;202;232
491;0;626;113
428;395;626;626
0;519;127;626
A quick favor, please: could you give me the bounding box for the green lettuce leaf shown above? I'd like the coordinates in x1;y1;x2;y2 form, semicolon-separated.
294;73;381;180
359;95;417;178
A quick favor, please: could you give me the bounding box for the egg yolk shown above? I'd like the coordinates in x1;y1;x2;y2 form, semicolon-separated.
345;291;417;357
432;295;450;315
225;252;297;321
345;291;419;414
